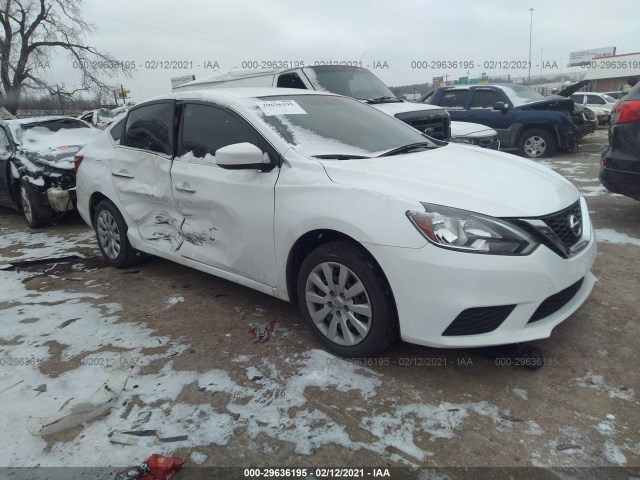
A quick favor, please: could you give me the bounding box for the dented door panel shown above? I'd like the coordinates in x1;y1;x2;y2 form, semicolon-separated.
110;147;182;252
170;159;279;286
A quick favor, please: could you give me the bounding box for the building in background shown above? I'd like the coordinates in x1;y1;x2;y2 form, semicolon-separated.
584;52;640;93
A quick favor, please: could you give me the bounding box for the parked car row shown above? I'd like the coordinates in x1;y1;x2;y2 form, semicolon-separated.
72;87;597;357
175;66;501;151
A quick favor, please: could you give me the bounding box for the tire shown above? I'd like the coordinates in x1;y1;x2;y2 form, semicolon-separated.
93;200;141;268
517;129;557;158
19;177;54;228
296;241;398;358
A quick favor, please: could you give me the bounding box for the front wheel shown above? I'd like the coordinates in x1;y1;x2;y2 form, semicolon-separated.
296;241;398;358
19;177;54;228
93;200;142;268
517;129;557;158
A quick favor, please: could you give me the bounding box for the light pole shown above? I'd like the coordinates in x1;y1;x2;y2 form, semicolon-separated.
528;8;534;85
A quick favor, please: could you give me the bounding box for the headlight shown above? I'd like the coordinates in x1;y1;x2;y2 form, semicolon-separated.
406;203;538;255
450;137;477;145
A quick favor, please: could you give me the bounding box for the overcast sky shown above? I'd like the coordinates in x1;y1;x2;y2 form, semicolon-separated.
44;0;640;102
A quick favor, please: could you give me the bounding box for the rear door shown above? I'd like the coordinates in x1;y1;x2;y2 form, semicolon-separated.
170;102;279;286
435;89;469;122
111;101;183;253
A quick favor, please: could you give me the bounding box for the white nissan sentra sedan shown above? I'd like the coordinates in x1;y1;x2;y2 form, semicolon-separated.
75;88;596;358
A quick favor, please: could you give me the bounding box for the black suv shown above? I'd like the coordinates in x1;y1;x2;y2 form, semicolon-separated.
600;82;640;200
420;84;597;158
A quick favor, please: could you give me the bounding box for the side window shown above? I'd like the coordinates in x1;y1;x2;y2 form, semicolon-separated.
586;95;605;105
439;90;468;108
470;90;503;109
124;102;173;155
81;113;93;122
179;104;260;158
571;94;584;104
276;73;307;89
110;118;126;144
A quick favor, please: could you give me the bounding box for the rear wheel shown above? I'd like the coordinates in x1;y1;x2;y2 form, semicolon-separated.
93;200;142;268
19;177;54;228
296;241;398;358
517;129;557;158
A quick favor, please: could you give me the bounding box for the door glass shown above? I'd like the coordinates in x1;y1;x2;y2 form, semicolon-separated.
470;90;503;109
124;102;174;155
586;95;605;105
0;130;10;157
276;73;307;89
179;104;259;158
439;90;468;109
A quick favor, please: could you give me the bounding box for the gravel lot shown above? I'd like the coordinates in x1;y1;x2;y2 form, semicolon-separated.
0;128;638;478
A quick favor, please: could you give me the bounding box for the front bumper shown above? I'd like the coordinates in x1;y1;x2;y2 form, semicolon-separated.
364;231;597;348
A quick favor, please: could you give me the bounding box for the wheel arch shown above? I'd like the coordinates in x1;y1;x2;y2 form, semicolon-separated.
88;191;112;227
285;229;398;313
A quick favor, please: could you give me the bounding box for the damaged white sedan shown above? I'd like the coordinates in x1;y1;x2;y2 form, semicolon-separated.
75;88;596;357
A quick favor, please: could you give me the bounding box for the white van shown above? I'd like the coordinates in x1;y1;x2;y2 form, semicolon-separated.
174;66;499;149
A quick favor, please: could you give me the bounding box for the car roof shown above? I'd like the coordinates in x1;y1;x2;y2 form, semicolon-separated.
436;83;517;91
570;92;606;96
145;87;339;107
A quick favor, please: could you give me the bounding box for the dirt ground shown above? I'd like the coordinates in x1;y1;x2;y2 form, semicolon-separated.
0;128;638;479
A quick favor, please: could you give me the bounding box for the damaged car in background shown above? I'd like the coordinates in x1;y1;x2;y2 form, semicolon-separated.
76;88;596;358
0;116;101;227
421;83;597;158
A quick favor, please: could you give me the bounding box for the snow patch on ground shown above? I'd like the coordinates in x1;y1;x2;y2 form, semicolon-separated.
166;295;185;307
512;387;528;400
0;229;96;263
570;372;635;402
595;228;640;247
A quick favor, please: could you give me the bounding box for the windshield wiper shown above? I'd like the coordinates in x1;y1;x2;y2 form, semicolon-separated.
313;154;371;160
365;96;403;104
377;142;433;157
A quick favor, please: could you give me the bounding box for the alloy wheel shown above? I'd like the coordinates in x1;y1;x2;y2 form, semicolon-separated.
305;261;372;346
97;210;122;260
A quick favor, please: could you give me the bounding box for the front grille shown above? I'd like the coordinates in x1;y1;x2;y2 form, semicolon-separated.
529;278;584;323
539;201;583;250
394;111;451;140
443;305;516;336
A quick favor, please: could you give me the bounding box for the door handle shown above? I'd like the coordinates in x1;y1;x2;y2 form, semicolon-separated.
112;170;134;179
175;183;196;194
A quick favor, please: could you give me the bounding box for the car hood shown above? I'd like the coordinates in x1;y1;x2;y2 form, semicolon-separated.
18;127;101;154
557;80;591;97
517;96;575;113
450;122;496;138
368;101;447;116
319;143;579;217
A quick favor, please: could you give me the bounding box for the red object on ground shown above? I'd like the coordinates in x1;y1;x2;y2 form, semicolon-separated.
139;455;185;480
248;320;277;343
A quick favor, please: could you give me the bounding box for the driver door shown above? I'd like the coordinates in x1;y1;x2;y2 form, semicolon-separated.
170;102;279;286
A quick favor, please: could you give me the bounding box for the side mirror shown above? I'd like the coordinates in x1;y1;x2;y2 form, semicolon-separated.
215;142;272;171
493;101;509;113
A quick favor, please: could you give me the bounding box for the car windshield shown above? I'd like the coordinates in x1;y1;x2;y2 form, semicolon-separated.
97;108;114;118
601;94;617;103
501;85;547;106
302;66;398;101
246;94;435;158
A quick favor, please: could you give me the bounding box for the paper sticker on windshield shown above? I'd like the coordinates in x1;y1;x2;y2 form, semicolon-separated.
256;100;307;116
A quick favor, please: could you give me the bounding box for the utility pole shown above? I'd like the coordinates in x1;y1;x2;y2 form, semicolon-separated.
528;8;534;85
114;90;119;106
120;84;127;104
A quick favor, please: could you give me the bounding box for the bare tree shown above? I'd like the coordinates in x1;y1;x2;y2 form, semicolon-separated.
0;0;130;114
